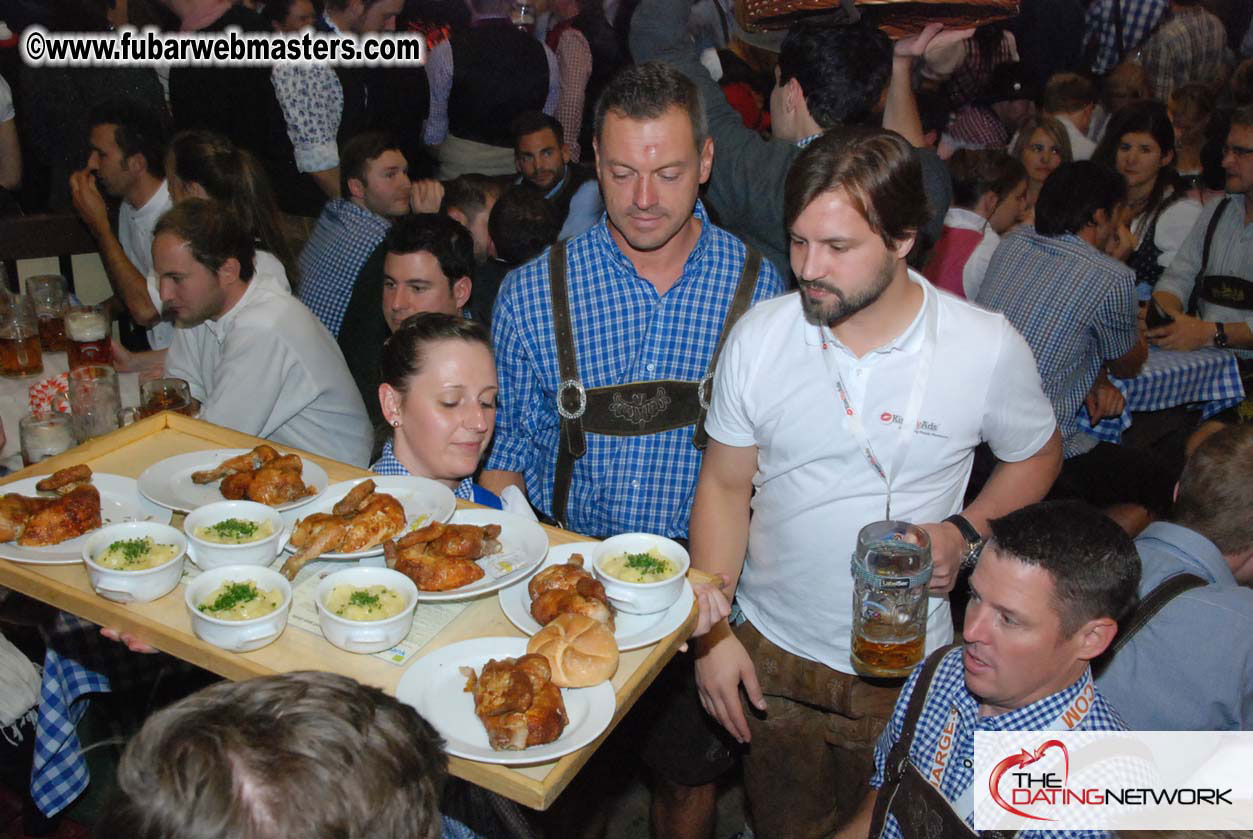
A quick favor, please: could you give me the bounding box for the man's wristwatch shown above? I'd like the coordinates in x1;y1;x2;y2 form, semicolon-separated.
1214;322;1230;349
944;514;985;570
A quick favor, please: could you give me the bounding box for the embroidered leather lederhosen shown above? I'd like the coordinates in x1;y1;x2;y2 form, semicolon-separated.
1191;197;1253;314
548;239;762;530
869;645;1017;839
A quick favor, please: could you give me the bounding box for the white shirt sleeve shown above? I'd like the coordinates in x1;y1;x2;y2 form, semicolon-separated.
980;320;1059;462
163;329;208;404
271;65;343;173
705;316;759;448
1152;198;1203;270
962;230;998;301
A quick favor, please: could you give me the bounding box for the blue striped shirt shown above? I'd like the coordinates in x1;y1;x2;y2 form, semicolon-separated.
486;202;783;538
872;647;1126;839
298;198;391;337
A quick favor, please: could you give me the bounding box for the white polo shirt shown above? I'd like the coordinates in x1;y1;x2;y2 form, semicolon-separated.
165;272;372;467
706;272;1056;674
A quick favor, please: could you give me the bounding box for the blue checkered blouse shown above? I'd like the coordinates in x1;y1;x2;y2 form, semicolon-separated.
372;440;501;509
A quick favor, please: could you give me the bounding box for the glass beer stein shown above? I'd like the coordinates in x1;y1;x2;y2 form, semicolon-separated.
65;304;112;369
0;294;44;377
850;521;932;678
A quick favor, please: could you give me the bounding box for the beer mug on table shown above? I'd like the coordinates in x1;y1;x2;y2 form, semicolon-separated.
19;412;75;466
138;377;195;418
68;365;122;442
850;521;932;678
26;275;68;352
0;294;44;378
65;304;112;369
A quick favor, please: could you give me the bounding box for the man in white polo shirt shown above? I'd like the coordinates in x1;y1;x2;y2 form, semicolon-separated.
687;127;1063;838
156;199;372;467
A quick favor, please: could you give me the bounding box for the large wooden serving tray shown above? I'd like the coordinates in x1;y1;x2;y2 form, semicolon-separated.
0;412;695;810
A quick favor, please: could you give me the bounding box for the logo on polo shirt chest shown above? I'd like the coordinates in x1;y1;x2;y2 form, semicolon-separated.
878;412;946;438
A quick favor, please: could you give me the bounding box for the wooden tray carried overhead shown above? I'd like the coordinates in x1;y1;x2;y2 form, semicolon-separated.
737;0;1020;37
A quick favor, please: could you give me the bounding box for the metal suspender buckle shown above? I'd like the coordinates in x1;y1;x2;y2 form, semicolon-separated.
556;379;587;420
697;373;714;411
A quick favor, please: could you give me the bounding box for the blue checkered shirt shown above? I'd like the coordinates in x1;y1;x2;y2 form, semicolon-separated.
871;647;1126;839
372;439;477;502
32;613;198;817
1083;0;1167;74
487;202;783;538
975;229;1138;458
442;816;483;839
298;199;392;337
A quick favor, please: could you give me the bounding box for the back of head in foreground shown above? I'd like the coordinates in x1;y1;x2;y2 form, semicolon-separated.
95;671;447;839
1171;424;1253;572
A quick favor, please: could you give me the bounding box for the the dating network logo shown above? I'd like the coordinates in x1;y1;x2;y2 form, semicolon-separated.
989;740;1070;821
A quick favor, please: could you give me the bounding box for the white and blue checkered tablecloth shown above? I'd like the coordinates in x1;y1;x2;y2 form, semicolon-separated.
30;612;197;817
1078;347;1245;444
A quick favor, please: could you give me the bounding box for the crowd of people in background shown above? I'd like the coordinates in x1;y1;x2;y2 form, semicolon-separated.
1;0;1252;836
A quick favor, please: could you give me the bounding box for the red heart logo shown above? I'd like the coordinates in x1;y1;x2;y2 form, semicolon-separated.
989;740;1069;821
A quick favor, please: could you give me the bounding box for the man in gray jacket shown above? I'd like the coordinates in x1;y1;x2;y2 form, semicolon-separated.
630;0;959;276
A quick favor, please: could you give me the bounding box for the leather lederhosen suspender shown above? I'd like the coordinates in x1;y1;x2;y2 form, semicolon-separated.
868;645;1012;839
1092;572;1207;677
1187;197;1253;314
548;240;762;529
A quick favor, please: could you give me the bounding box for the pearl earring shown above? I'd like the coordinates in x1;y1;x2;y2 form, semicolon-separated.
392;419;400;428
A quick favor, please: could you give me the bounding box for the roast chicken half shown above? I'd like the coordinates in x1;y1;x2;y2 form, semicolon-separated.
280;480;406;579
191;445;316;506
462;654;569;751
528;554;614;630
383;521;502;591
0;465;102;546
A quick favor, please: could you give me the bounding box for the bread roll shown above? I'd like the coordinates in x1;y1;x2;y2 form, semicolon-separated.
526;613;619;687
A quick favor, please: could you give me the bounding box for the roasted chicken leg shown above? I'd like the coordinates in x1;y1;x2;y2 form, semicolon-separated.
279;480;406;579
462;655;569;750
527;554;614;629
382;522;502;591
0;465;102;546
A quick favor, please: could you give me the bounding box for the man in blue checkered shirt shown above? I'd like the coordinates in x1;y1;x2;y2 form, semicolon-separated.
480;62;783;540
838;502;1136;839
298;131;414;337
976;161;1177;524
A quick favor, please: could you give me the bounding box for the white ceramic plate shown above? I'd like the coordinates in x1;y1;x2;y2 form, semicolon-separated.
137;449;328;513
413;508;549;602
395;636;615;765
283;476;457;560
498;542;695;650
0;474;171;565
